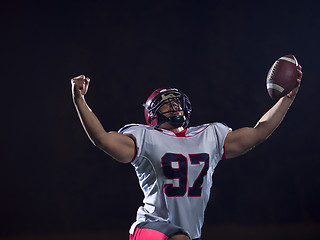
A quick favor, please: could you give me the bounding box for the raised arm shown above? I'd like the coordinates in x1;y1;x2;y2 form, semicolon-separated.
224;67;302;159
71;75;135;163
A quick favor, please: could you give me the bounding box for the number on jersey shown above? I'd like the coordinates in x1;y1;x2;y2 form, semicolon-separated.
161;153;209;197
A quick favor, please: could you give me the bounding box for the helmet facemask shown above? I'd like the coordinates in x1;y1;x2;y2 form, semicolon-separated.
144;89;192;128
157;97;186;128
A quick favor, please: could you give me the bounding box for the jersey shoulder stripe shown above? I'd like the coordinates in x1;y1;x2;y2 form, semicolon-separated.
118;123;151;134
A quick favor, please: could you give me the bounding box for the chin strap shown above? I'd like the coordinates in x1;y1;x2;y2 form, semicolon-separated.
167;115;186;127
155;114;187;128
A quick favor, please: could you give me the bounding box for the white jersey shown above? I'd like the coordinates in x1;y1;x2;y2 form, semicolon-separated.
119;123;231;239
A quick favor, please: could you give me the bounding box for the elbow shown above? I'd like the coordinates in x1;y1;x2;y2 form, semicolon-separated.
88;132;109;150
92;139;103;148
254;122;276;143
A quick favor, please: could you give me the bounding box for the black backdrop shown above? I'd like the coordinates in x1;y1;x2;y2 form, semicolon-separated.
1;0;320;238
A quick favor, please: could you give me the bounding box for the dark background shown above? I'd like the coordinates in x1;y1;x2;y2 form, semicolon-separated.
1;0;320;239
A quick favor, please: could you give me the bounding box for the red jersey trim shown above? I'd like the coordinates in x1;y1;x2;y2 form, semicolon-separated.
155;123;217;138
130;143;138;163
222;143;226;160
173;128;187;137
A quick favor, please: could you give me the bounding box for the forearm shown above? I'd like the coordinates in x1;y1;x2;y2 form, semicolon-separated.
225;64;301;159
254;95;295;140
71;75;136;163
73;96;107;146
225;96;295;159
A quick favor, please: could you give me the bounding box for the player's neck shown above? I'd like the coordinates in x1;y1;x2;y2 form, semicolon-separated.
159;122;185;133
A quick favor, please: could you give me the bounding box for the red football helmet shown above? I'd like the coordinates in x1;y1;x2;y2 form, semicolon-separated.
143;88;192;128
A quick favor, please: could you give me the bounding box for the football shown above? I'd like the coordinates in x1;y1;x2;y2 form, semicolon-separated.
266;54;299;100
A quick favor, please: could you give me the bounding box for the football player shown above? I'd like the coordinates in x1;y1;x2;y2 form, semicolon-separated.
71;68;302;240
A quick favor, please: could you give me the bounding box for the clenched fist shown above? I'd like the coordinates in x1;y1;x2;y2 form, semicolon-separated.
71;75;90;99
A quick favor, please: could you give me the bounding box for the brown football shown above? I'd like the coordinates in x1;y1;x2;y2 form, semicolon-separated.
266;54;299;100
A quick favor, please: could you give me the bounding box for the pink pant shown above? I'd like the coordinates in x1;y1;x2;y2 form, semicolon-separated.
130;227;168;240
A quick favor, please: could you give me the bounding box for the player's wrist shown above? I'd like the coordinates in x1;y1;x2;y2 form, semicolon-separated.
279;95;295;111
73;94;85;105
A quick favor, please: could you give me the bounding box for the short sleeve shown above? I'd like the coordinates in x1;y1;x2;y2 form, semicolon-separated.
212;122;232;162
118;124;147;164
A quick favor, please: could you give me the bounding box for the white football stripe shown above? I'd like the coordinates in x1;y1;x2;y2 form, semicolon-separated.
279;56;295;64
267;83;284;93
